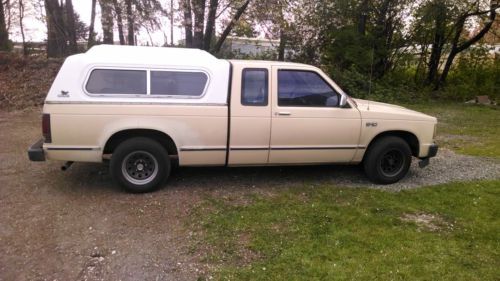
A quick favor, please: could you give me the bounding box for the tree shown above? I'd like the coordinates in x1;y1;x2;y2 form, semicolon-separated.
44;0;67;57
412;0;498;89
0;0;11;51
203;0;217;49
99;0;114;44
88;0;97;48
419;0;448;85
438;2;498;87
65;0;77;53
192;0;206;48
181;0;193;47
248;0;295;60
180;0;252;53
18;0;26;56
125;0;134;45
230;15;257;37
169;0;174;45
289;0;410;77
129;0;166;46
211;0;251;53
113;0;126;44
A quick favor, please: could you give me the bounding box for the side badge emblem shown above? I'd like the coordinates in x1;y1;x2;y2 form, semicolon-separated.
58;90;70;97
366;122;378;127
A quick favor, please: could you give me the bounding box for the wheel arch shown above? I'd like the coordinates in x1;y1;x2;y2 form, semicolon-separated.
364;130;420;159
103;129;179;157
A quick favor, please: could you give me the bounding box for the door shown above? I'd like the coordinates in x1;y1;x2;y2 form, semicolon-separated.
269;66;362;164
228;64;272;165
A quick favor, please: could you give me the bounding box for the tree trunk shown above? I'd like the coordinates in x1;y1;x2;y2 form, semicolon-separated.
125;0;134;45
372;0;393;78
192;0;206;49
88;0;97;48
212;0;251;54
66;0;78;53
44;0;67;57
278;27;286;61
99;0;114;44
437;6;498;89
425;0;446;86
170;0;174;45
0;0;10;51
182;0;193;47
203;0;217;51
113;0;125;45
18;0;27;56
5;0;11;31
357;0;369;35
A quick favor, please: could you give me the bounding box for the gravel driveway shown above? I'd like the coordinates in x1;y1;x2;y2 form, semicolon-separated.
1;109;499;280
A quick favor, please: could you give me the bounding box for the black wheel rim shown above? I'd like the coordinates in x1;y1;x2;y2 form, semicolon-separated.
121;151;158;185
379;149;405;177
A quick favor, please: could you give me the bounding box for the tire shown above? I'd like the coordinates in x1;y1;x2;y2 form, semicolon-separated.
363;136;412;184
110;137;170;193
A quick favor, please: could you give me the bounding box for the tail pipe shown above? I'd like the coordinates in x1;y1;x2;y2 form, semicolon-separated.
61;161;74;171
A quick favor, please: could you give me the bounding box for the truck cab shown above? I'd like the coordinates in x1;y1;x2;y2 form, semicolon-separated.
228;60;361;166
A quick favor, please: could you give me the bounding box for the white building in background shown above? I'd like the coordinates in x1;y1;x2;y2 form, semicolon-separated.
223;36;281;57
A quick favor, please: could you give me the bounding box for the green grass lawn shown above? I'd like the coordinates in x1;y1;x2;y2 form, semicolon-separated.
193;180;500;280
190;103;499;280
402;103;499;158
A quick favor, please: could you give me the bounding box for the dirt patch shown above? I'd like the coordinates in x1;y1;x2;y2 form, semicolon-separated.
400;213;453;232
235;232;262;265
0;53;62;110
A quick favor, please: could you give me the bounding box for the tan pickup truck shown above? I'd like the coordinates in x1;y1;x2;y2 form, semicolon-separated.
28;45;438;192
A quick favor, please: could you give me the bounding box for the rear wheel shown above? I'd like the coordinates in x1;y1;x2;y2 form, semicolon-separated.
110;137;170;193
363;136;412;184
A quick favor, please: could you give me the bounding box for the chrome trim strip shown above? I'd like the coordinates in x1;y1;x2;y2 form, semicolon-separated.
180;147;227;152
46;146;101;151
45;101;227;106
182;145;366;152
230;147;269;151
270;145;365;150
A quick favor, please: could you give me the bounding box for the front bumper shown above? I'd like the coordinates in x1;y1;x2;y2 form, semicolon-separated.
427;143;439;158
418;143;438;168
28;138;45;161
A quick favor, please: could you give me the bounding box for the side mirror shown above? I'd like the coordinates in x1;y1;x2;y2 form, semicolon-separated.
339;95;347;107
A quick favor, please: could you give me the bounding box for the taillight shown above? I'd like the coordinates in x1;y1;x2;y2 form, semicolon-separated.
42;114;52;143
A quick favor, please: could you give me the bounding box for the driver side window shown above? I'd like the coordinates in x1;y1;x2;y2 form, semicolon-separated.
278;70;340;107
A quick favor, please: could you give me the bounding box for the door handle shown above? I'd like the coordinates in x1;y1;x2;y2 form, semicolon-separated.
276;112;291;116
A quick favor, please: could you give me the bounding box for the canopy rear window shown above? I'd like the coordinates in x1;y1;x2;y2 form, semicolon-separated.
86;69;147;95
150;71;208;96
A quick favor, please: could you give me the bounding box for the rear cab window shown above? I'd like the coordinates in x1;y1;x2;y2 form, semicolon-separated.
241;68;268;106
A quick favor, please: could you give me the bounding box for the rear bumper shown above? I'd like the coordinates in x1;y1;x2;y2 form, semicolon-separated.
28;138;45;161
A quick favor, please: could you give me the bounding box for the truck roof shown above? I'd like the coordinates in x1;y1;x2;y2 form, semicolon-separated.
84;44;222;65
228;59;312;68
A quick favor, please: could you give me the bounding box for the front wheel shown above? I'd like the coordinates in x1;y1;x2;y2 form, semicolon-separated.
363;136;412;184
110;137;170;193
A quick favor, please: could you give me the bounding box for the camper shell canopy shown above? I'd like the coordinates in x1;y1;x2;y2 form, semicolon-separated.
45;45;231;104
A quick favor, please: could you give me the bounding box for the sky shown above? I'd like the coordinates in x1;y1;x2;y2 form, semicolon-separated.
9;0;183;46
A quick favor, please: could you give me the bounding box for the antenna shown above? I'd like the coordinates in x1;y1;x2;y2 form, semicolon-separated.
367;45;375;110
